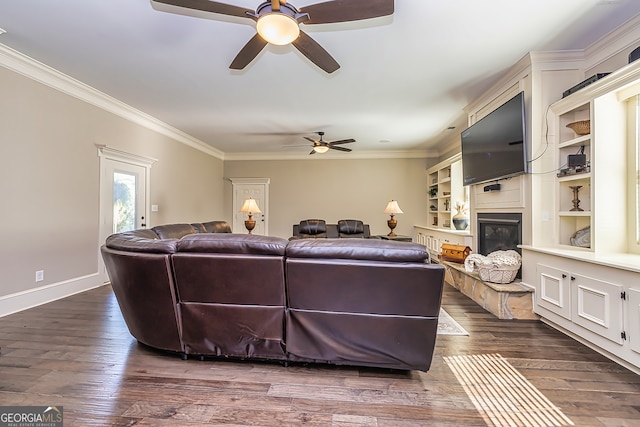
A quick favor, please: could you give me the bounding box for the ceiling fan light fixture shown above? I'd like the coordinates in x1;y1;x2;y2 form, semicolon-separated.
257;13;300;45
313;145;330;153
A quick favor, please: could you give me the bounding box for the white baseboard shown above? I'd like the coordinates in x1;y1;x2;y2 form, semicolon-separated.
0;273;105;317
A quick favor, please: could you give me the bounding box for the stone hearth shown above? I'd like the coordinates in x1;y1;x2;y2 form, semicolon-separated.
443;261;537;320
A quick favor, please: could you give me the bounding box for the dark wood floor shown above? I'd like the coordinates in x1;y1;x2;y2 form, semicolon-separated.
1;283;639;427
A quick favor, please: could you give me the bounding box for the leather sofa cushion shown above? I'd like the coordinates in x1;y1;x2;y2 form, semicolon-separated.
201;220;232;233
298;219;327;236
192;221;232;233
152;223;197;239
286;238;429;262
105;231;177;253
177;234;288;256
338;219;364;235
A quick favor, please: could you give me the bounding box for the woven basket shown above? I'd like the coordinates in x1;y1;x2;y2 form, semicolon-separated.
477;265;519;284
566;120;590;136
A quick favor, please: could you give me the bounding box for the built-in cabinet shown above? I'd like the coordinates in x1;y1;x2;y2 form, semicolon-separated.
522;60;640;374
418;153;471;261
629;289;640;354
554;101;593;248
546;71;629;253
523;248;639;373
426;154;466;231
415;226;472;262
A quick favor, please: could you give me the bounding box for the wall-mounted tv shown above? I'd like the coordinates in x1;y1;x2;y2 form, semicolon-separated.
461;91;527;186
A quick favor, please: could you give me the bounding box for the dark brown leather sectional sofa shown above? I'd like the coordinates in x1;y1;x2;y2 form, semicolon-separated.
101;221;446;371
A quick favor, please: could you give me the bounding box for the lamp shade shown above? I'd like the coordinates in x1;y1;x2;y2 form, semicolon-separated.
240;198;262;214
384;200;403;214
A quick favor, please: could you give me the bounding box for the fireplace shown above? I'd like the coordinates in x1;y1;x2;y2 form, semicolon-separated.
477;212;522;277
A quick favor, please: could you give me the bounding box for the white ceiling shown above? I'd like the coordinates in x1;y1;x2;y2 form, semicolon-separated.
1;0;640;158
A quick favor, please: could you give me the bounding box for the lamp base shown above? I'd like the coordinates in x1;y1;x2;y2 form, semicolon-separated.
387;217;397;237
244;218;256;234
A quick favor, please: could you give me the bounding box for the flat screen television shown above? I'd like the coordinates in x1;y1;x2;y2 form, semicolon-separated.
460;91;527;186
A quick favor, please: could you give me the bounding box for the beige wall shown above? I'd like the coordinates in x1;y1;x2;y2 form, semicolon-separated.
224;158;432;239
0;66;223;299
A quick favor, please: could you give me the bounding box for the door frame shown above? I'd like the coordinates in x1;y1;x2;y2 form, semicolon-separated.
230;177;270;235
97;145;156;281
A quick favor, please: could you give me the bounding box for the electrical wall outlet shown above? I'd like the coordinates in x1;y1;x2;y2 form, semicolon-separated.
35;270;44;282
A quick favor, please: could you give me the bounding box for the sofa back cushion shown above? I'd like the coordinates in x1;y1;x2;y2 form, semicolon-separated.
105;230;177;253
201;220;232;233
338;219;364;234
177;233;288;256
286;238;429;263
297;219;327;238
192;221;232;233
337;219;370;238
152;223;197;239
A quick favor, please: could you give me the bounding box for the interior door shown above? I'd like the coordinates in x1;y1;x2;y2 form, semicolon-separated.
231;179;269;235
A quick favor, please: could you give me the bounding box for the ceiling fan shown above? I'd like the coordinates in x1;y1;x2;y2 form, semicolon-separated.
150;0;394;73
306;132;354;154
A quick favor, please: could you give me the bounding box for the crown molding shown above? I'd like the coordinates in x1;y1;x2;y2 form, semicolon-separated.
584;12;640;71
0;43;224;160
223;149;437;161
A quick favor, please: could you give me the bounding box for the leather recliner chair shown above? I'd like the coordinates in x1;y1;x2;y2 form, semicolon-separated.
337;219;370;238
291;219;338;239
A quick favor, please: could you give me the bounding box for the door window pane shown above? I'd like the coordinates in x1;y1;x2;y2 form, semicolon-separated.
113;172;136;233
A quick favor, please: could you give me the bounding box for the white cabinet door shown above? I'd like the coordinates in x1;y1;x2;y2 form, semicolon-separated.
536;264;572;320
629;288;640;354
571;274;624;345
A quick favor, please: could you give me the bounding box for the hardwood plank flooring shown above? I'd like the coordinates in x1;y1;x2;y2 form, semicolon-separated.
0;283;639;426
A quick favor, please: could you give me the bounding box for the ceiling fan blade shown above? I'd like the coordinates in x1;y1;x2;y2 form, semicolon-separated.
327;138;355;145
151;0;252;18
292;31;340;73
230;34;268;70
329;145;352;152
299;0;394;24
304;136;320;143
309;149;317;155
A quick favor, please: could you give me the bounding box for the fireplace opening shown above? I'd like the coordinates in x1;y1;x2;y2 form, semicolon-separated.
477;212;522;278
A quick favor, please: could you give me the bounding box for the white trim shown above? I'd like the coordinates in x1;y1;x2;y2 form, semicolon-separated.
223;149;436;161
0;274;103;318
97;144;155;229
229;177;271;185
96;144;157;167
0;43;224;160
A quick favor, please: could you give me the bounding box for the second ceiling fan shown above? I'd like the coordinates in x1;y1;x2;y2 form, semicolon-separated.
306;132;354;154
151;0;394;73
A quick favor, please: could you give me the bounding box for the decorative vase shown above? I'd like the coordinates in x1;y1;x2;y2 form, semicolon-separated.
452;213;469;230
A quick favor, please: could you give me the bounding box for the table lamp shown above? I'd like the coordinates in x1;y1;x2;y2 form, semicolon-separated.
239;197;262;234
384;200;403;237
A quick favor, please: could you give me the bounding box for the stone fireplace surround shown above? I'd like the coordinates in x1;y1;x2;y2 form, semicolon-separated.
441;211;535;320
